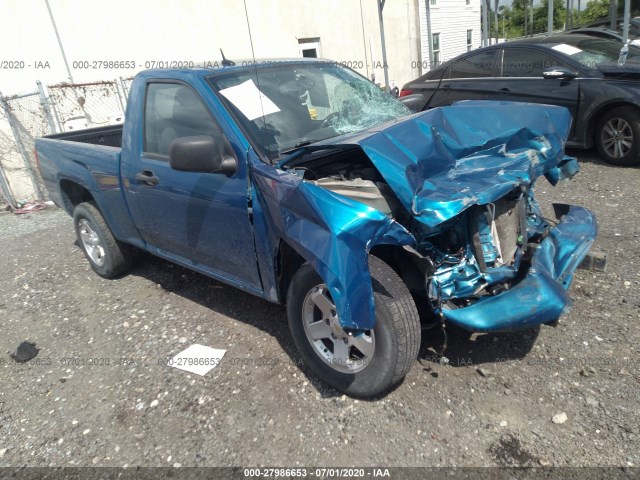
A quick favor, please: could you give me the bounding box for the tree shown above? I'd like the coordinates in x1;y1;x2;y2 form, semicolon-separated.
582;0;614;23
499;0;566;37
581;0;640;24
533;0;567;33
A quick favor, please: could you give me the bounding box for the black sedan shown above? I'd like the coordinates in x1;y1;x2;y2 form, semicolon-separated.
400;34;640;166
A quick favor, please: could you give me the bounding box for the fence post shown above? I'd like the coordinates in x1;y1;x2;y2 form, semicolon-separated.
119;76;129;102
113;79;126;116
0;91;47;201
36;80;59;134
0;158;17;208
48;86;64;131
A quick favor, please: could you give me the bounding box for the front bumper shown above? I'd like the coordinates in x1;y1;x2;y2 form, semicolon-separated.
441;204;597;332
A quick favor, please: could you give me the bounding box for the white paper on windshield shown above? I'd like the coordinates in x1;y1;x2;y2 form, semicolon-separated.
169;344;226;376
551;44;582;56
219;79;280;120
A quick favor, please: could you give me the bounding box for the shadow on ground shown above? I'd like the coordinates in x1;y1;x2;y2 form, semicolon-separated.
121;250;545;398
418;322;540;369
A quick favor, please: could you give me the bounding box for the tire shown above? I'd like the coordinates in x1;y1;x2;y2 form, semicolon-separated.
595;106;640;166
73;202;132;278
287;256;421;398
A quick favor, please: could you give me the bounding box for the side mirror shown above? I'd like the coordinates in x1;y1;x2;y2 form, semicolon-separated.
399;93;428;113
543;67;578;80
169;135;237;175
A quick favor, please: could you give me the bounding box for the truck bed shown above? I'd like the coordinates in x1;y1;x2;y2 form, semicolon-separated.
44;124;123;148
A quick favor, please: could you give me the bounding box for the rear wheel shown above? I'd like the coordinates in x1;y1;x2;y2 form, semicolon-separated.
595;106;640;166
287;256;421;397
73;202;133;278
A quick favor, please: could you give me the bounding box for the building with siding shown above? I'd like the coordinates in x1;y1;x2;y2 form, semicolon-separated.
419;0;483;70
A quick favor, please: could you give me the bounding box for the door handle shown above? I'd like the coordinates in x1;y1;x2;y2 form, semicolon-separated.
135;170;159;186
499;87;510;92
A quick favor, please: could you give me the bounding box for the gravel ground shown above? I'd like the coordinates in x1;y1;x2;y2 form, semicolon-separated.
0;151;638;468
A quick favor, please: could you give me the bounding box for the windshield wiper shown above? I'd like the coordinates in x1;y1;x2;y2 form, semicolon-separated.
280;141;313;155
276;144;359;169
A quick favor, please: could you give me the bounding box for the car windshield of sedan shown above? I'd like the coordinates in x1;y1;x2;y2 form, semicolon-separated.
549;38;640;68
209;62;410;160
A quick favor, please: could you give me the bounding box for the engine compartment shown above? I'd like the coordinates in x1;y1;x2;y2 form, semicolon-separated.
288;146;401;216
285;146;539;312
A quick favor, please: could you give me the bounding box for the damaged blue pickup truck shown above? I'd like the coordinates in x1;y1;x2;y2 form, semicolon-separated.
36;59;596;397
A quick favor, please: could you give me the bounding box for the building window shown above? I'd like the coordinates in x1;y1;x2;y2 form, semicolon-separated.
466;0;470;5
467;29;473;51
432;33;440;67
430;0;437;5
298;38;321;58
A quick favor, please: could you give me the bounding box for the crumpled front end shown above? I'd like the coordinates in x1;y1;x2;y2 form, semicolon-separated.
430;202;596;331
265;100;596;333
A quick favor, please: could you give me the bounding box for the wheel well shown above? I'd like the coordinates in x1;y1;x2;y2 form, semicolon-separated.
59;180;94;214
369;244;424;294
277;241;307;304
278;242;428;309
588;102;640;147
370;244;436;324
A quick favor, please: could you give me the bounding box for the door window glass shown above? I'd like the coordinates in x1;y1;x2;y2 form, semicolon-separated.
448;51;497;78
144;83;223;157
502;49;567;77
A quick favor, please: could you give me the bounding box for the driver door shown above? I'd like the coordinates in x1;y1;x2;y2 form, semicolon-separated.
124;81;262;290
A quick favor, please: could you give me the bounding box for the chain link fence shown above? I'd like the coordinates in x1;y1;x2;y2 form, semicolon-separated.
0;77;134;208
48;81;126;129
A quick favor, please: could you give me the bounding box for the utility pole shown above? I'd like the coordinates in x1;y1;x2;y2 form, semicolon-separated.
425;1;434;69
494;0;499;42
482;0;489;46
376;0;390;91
622;0;630;43
577;0;581;25
570;0;575;29
548;0;554;34
45;0;74;84
529;0;534;36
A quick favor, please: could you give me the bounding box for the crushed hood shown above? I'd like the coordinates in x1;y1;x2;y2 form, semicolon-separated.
283;101;578;229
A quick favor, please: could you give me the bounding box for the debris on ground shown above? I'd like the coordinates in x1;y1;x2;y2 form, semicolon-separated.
9;341;39;363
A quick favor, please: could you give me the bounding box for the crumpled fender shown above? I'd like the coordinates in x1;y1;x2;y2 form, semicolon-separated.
250;162;415;330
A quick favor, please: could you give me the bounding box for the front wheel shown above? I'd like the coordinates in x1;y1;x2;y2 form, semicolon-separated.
73;202;133;278
595;106;640;166
287;256;421;398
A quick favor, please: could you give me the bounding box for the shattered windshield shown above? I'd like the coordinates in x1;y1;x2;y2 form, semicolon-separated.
548;38;640;68
209;62;410;160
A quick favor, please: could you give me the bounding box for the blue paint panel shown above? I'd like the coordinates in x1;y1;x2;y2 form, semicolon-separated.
251;162;414;330
34;138;144;247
